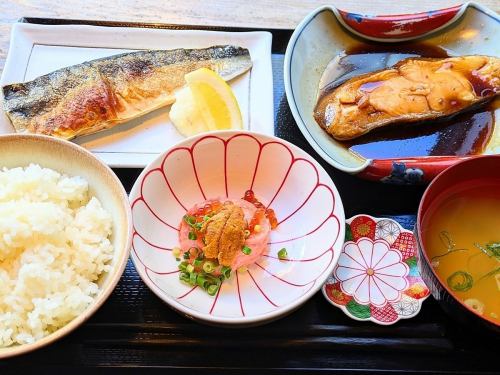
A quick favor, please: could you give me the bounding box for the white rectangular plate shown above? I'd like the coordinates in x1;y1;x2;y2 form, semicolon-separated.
0;23;273;167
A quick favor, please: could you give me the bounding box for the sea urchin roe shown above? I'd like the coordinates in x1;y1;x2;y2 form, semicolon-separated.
200;202;246;266
184;201;224;244
179;194;275;297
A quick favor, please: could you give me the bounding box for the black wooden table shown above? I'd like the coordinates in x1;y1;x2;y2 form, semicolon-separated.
1;20;497;374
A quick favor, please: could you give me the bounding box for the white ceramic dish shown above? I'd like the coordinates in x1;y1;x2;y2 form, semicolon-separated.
129;130;345;326
284;2;500;183
0;134;132;359
0;23;273;168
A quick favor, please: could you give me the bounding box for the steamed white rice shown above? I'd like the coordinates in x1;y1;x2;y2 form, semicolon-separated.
0;164;113;347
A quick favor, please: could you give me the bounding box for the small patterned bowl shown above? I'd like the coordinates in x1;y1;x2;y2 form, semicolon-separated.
129;131;345;326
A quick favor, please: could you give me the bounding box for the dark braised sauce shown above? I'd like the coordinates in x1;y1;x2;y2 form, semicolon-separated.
319;43;496;158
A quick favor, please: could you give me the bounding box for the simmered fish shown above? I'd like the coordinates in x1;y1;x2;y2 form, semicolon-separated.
2;45;252;139
314;56;500;140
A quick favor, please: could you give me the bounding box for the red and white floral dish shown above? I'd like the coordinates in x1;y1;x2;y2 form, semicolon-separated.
284;2;500;184
322;215;430;325
129;130;345;326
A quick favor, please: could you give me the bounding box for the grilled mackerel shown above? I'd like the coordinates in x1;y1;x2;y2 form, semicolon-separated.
314;55;500;140
2;45;252;139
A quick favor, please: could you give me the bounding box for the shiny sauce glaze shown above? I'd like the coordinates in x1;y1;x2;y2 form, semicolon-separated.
318;43;497;158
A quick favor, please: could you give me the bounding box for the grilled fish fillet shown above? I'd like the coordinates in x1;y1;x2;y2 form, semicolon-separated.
2;45;252;139
314;56;500;140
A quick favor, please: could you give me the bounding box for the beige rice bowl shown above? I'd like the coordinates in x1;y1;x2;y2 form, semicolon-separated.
0;164;114;347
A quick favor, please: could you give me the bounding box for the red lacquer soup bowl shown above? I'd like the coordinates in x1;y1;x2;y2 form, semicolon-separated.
416;155;500;333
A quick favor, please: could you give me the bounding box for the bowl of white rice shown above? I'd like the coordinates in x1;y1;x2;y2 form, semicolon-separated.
0;134;132;359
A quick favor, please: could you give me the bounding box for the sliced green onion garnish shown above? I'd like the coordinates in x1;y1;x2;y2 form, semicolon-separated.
188;231;197;240
221;266;232;279
278;248;288;260
207;284;219;296
183;251;190;259
205;274;221;286
183;215;196;226
186;264;194;274
447;271;473;292
203;215;211;221
175;258;180;261
179;272;190;283
178;261;188;271
203;261;216;273
193;259;203;267
242;245;252;255
196;275;210;289
189;271;198;285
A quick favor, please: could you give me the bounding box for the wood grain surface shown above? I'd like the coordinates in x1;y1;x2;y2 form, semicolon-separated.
0;0;499;74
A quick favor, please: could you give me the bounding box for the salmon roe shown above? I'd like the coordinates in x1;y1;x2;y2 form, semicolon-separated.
243;190;278;230
249;208;265;232
195;200;222;218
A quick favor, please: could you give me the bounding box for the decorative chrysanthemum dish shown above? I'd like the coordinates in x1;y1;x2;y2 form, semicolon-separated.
130;131;345;326
322;215;430;325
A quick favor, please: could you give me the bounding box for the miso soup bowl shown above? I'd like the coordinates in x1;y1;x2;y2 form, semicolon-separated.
416;155;500;334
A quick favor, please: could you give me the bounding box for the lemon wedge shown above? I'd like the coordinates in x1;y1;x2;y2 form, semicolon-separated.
169;68;243;136
169;86;206;137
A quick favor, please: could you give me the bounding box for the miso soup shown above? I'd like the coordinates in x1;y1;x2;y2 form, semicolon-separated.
422;180;500;325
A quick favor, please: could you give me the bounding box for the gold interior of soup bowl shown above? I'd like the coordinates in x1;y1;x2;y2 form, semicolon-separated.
417;155;500;329
0;134;132;359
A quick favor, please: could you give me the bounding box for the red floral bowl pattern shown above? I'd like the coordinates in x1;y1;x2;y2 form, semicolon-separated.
323;215;430;325
129;131;345;325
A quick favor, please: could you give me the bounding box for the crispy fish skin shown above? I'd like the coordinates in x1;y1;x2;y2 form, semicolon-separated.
314;56;500;140
2;45;252;139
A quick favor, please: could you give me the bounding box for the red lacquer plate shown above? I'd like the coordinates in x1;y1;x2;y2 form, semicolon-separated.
284;2;500;184
323;215;430;325
129;131;345;326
